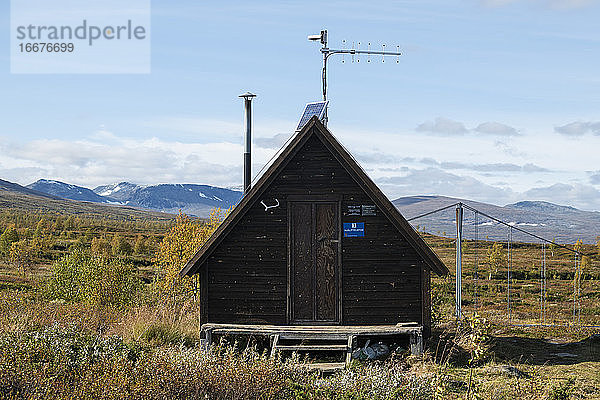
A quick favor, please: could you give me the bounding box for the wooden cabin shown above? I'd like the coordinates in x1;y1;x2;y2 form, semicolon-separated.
181;116;448;358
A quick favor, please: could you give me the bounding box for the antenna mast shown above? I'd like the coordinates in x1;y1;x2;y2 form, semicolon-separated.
308;29;402;126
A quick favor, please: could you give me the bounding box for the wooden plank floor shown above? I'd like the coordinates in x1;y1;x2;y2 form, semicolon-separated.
201;322;425;358
201;322;422;336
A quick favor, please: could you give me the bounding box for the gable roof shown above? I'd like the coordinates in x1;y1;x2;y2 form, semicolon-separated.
180;116;449;277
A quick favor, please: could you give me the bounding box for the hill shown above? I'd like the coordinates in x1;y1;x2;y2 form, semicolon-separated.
28;179;112;203
14;178;600;243
93;183;242;216
1;179;175;222
1;179;61;200
26;179;242;217
394;195;600;244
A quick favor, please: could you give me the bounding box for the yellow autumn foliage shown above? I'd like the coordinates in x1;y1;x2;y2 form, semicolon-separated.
153;208;229;300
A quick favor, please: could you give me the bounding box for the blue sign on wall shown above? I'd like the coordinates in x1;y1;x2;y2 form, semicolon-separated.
343;222;365;237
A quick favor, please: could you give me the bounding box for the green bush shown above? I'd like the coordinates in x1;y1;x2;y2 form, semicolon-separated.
549;378;575;400
0;225;19;258
112;234;133;257
139;322;196;347
45;248;142;308
0;325;441;400
0;326;314;400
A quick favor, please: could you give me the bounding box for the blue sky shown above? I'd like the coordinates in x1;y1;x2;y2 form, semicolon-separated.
1;0;600;209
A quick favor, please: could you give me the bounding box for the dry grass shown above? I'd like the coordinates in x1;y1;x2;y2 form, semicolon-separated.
0;288;599;399
0;231;599;399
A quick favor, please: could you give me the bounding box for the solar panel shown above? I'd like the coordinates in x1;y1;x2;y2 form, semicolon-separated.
296;101;328;131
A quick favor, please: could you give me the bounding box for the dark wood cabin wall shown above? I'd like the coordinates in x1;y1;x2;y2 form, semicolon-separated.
341;190;424;325
421;268;431;338
205;132;426;325
206;203;288;324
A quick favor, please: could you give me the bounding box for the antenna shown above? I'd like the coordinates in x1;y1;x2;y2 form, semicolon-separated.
308;29;402;126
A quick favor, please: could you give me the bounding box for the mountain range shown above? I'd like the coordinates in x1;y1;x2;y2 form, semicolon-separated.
27;179;243;217
8;178;599;244
394;195;600;244
0;178;174;221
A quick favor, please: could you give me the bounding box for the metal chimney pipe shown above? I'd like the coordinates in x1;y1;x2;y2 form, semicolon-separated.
239;92;256;194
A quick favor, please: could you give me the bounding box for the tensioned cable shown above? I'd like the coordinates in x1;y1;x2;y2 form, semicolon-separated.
460;203;588;256
405;202;460;222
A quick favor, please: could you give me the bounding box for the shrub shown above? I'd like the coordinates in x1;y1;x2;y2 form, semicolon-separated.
548;378;575;400
45;248;142;308
0;225;19;258
133;235;147;255
111;234;133;257
153;209;229;303
0;325;138;399
90;237;111;257
139;322;196;348
9;239;40;274
0;326;314;400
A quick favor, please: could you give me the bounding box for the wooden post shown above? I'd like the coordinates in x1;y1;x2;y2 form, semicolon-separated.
200;327;213;351
270;334;280;359
410;330;423;356
345;335;355;366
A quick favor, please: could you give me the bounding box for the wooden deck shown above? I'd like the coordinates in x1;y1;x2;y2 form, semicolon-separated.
200;322;424;366
202;322;422;337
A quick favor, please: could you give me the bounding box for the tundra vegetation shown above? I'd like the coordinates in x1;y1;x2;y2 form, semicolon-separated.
0;207;599;399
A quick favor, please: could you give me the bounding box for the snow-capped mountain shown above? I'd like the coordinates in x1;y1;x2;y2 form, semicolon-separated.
12;179;600;243
27;179;111;203
26;179;242;217
93;182;242;216
92;182;139;202
2;178;61;200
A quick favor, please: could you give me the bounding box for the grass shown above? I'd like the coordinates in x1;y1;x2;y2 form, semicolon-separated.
423;233;600;327
0;215;599;398
1;282;598;399
0;189;176;222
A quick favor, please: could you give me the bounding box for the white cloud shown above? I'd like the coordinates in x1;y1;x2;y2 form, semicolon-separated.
416;117;520;137
417;158;547;173
416;117;468;135
376;167;516;204
524;183;600;210
374;167;600;211
590;172;600;185
474;121;520;137
0;132;244;188
2;118;600;211
494;140;527;157
554;121;600;137
254;133;292;149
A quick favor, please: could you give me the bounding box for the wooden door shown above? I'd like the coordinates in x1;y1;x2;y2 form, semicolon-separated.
289;201;339;324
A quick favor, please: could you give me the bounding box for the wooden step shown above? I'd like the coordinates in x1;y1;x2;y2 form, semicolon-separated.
305;362;345;372
278;333;348;340
275;344;348;351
